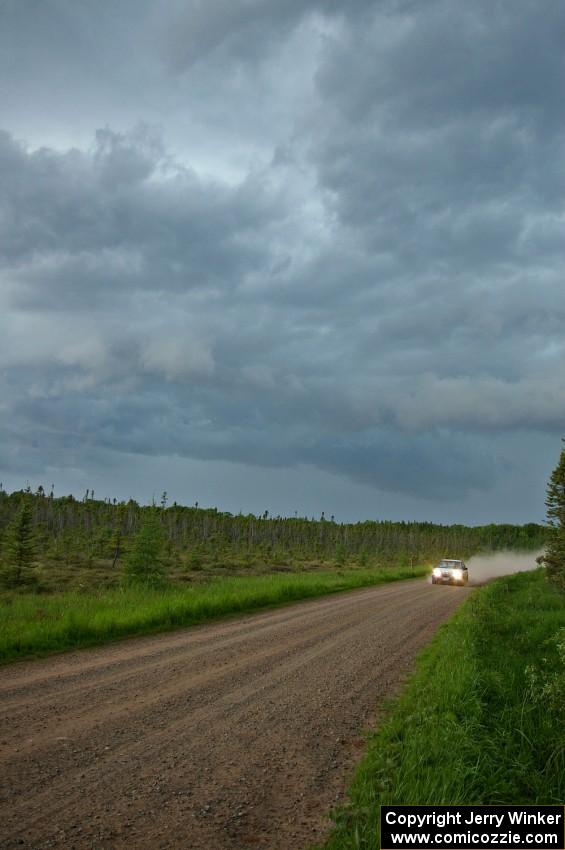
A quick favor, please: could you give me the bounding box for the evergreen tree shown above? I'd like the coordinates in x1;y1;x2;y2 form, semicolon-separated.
542;441;565;589
0;499;37;589
123;508;167;587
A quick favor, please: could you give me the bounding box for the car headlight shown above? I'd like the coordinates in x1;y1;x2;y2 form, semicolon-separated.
433;568;442;577
452;569;462;580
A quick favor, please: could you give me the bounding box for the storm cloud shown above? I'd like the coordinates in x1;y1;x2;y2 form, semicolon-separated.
0;0;564;521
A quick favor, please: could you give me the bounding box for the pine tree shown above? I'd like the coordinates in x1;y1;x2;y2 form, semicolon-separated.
123;508;167;587
542;441;565;590
0;499;37;589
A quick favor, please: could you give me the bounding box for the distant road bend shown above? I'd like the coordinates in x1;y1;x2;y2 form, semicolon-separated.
0;580;471;850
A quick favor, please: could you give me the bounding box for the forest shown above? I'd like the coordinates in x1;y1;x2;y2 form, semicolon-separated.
0;485;546;592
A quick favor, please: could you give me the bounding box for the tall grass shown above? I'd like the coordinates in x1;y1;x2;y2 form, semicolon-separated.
0;565;426;664
323;569;565;850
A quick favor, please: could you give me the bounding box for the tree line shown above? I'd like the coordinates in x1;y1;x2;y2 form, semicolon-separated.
0;484;547;590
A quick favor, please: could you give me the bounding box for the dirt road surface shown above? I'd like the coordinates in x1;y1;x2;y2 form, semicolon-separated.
0;580;471;850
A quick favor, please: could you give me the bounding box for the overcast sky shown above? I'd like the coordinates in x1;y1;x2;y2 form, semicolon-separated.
1;0;564;523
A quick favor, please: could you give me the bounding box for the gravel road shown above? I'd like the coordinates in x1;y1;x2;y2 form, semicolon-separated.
0;580;471;850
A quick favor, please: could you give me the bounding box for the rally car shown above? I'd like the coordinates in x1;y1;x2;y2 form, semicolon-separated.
431;559;469;586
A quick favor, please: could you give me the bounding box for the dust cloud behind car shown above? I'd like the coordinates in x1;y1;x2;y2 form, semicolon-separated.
466;550;543;585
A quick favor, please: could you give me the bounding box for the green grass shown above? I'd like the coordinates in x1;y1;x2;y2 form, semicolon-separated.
0;564;426;664
323;569;565;850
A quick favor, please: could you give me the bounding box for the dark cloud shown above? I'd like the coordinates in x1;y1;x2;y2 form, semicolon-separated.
0;1;564;520
0;127;285;306
159;0;373;71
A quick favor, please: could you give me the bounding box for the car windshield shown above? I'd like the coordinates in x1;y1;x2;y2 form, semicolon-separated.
440;561;461;568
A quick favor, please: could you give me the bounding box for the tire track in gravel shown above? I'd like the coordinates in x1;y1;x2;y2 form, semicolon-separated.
0;579;471;850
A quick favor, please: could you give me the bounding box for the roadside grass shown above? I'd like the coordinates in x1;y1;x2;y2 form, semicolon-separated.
0;564;426;664
323;569;565;850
